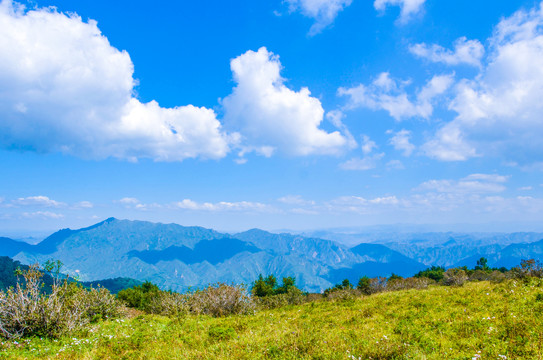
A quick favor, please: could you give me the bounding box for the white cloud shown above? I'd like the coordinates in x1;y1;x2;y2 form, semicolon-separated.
21;211;64;219
409;37;485;67
118;197;140;205
73;201;93;209
223;47;348;156
360;135;377;155
0;1;232;161
326;110;357;149
284;0;352;35
464;173;509;183
278;195;316;206
415;173;508;194
424;2;543;164
13;195;65;207
422;123;477;161
325;195;400;213
374;0;426;23
339;153;385;170
173;199;272;212
338;72;454;121
386;159;405;169
519;186;533;191
387;129;415;156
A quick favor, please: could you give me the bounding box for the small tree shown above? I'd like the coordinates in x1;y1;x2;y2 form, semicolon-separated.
251;274;277;297
357;276;371;295
475;257;489;271
275;276;296;295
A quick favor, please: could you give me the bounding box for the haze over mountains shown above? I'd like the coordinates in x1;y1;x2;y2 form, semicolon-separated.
1;218;543;292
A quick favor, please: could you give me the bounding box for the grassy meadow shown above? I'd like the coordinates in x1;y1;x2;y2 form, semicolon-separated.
1;279;542;359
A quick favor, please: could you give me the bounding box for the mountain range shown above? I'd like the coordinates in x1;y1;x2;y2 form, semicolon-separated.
1;218;542;292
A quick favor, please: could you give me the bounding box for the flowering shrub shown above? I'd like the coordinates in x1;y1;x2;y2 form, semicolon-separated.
0;264;123;339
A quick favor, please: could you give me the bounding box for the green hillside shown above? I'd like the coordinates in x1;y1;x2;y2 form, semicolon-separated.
2;279;542;359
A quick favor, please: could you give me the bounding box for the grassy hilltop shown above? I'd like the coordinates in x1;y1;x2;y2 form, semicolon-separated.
2;279;542;359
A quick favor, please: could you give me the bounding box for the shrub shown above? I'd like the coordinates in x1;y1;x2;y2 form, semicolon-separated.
251;275;301;297
325;288;359;302
414;266;445;282
0;263;122;339
368;277;387;294
189;283;254;317
145;291;189;317
117;281;161;310
357;276;371;295
442;268;468;287
469;269;491;282
254;287;306;310
386;277;433;291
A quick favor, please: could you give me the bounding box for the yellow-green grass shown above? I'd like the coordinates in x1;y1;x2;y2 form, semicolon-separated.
2;279;543;359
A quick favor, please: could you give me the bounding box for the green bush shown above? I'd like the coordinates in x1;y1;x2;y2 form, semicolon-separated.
414;266;445;282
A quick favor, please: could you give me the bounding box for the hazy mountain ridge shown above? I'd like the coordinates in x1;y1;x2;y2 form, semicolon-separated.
10;218;395;292
4;219;543;292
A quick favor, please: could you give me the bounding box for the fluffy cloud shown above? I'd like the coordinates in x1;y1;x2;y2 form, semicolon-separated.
424;2;543;164
409;37;485;67
284;0;352;35
13;196;65;207
339;72;454;120
374;0;426;23
0;1;231;161
222;47;348;157
387;129;415;156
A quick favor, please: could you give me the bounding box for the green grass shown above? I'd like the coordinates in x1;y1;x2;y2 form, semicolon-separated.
2;279;543;359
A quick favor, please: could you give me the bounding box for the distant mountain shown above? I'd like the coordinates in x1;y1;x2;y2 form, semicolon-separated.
0;237;32;257
13;219;542;293
81;277;143;294
453;239;543;269
327;243;426;284
10;218;426;292
0;255;141;294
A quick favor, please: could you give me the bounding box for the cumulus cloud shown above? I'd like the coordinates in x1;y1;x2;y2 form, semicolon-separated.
338;72;454;121
284;0;352;35
223;47;348;157
374;0;426;23
409;37;485;67
0;1;231;161
13;196;65;207
387;129;415;156
424;2;543;164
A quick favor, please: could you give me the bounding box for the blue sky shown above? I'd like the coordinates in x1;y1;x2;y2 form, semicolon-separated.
1;0;543;234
